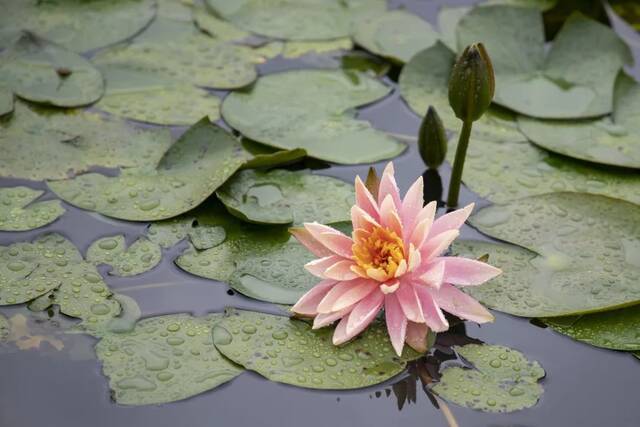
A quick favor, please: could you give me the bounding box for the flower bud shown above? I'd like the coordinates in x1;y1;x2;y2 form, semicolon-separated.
418;106;447;169
448;43;495;123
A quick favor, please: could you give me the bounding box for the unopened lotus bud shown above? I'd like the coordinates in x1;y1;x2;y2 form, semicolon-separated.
448;43;495;123
418;106;447;169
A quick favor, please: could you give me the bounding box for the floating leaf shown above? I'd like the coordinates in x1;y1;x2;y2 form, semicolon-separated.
212;309;422;389
0;313;9;341
0;32;104;107
95;65;221;125
49;119;251;221
216;169;353;225
456;6;631;118
485;0;557;10
0;186;65;231
222;69;405;164
241;140;307;170
432;344;545;413
193;5;251;42
157;0;193;21
96;313;243;405
399;43;524;143
147;217;226;250
86;235;161;277
447;138;640;205
437;7;470;51
0;86;14;116
466;193;640;316
542;306;640;351
0;101;172;181
0;0;156;52
353;10;439;63
518;74;640;169
282;38;353;59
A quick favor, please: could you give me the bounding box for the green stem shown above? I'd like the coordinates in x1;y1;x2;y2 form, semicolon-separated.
446;119;473;208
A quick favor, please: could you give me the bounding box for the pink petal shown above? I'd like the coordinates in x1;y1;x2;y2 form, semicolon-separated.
405;322;430;353
355;176;380;220
410;202;437;248
378;163;402;210
439;256;502;286
407;244;421;272
428;203;474;239
331;279;377;311
345;290;384;334
324;260;360;281
385;293;408;356
401;176;424;237
305;255;343;278
333;295;382;345
317;280;357;313
351;205;380;232
418;260;445;289
291;280;337;316
290;227;333;258
421;229;459;261
416;200;437;225
432;283;494;323
414;286;449;332
313;306;353;329
304;222;353;258
379;194;403;237
395;282;425;323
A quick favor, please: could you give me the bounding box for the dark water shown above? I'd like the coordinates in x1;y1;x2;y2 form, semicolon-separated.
2;1;640;426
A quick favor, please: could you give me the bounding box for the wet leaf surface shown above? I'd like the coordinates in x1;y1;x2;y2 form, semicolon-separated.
0;186;65;231
0;86;13;116
87;235;161;277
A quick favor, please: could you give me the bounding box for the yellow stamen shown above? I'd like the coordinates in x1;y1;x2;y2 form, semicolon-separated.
352;226;406;281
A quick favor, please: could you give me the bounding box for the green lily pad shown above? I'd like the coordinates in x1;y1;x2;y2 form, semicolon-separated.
0;0;156;53
0;86;14;116
0;32;104;107
542;306;640;351
432;344;545;413
157;0;193;21
0;313;8;341
456;6;631;119
176;201;319;304
193;5;252;42
282;38;353;59
222;69;405;164
216;169;353;225
49;119;251;221
95;65;220;125
96;313;243;405
398;42;525;143
485;0;557;10
146;216;226;250
0;186;65;231
86;235;161;277
0;101;173;181
518;74;640;169
353;9;440;63
447;138;640;205
241;140;307;170
467;193;640;316
212;309;421;390
437;7;470;51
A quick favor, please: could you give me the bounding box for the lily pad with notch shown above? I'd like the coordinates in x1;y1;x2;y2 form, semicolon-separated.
0;186;65;231
86;235;161;277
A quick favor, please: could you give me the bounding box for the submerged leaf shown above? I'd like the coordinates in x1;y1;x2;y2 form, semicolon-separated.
86;235;161;277
212;309;422;389
432;344;545;413
49;119;251;221
96;313;243;405
0;186;65;231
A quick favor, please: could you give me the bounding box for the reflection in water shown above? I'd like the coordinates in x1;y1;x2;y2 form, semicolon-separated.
422;169;444;207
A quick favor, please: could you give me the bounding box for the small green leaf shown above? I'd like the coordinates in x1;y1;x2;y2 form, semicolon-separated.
96;313;243;405
86;235;161;277
0;86;14;116
282;38;353;58
212;309;422;390
241;141;307;170
0;186;65;231
433;344;545;413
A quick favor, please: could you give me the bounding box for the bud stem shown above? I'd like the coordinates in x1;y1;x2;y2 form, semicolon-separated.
446;119;473;208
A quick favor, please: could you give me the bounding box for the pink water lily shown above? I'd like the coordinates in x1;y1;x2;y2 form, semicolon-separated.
290;163;501;356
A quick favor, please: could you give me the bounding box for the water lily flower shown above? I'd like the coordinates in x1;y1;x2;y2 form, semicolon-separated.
290;163;501;356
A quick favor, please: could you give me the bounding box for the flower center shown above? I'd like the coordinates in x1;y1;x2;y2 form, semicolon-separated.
352;226;405;281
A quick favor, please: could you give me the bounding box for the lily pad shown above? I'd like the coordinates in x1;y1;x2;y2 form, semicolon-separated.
0;32;104;107
432;344;545;413
86;235;161;277
96;313;243;405
193;5;251;42
282;38;353;59
542;306;640;351
456;6;631;118
95;65;221;125
467;193;640;316
353;9;440;63
0;0;156;53
241;140;307;170
0;101;173;181
485;0;557;10
0;86;13;116
518;74;640;169
398;42;525;143
447;138;640;205
216;169;353;225
437;7;470;51
222;69;405;164
0;186;65;231
0;313;8;341
212;309;421;390
49;119;251;221
146;217;226;250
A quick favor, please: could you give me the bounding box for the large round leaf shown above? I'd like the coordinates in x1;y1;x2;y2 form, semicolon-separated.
147;217;225;250
49;119;251;221
86;235;161;277
456;6;631;119
212;309;422;390
518;74;640;169
216;169;353;225
0;186;65;231
467;193;640;316
222;69;405;164
96;313;243;405
0;101;172;180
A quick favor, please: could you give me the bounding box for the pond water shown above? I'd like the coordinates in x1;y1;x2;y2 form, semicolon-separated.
1;1;640;426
